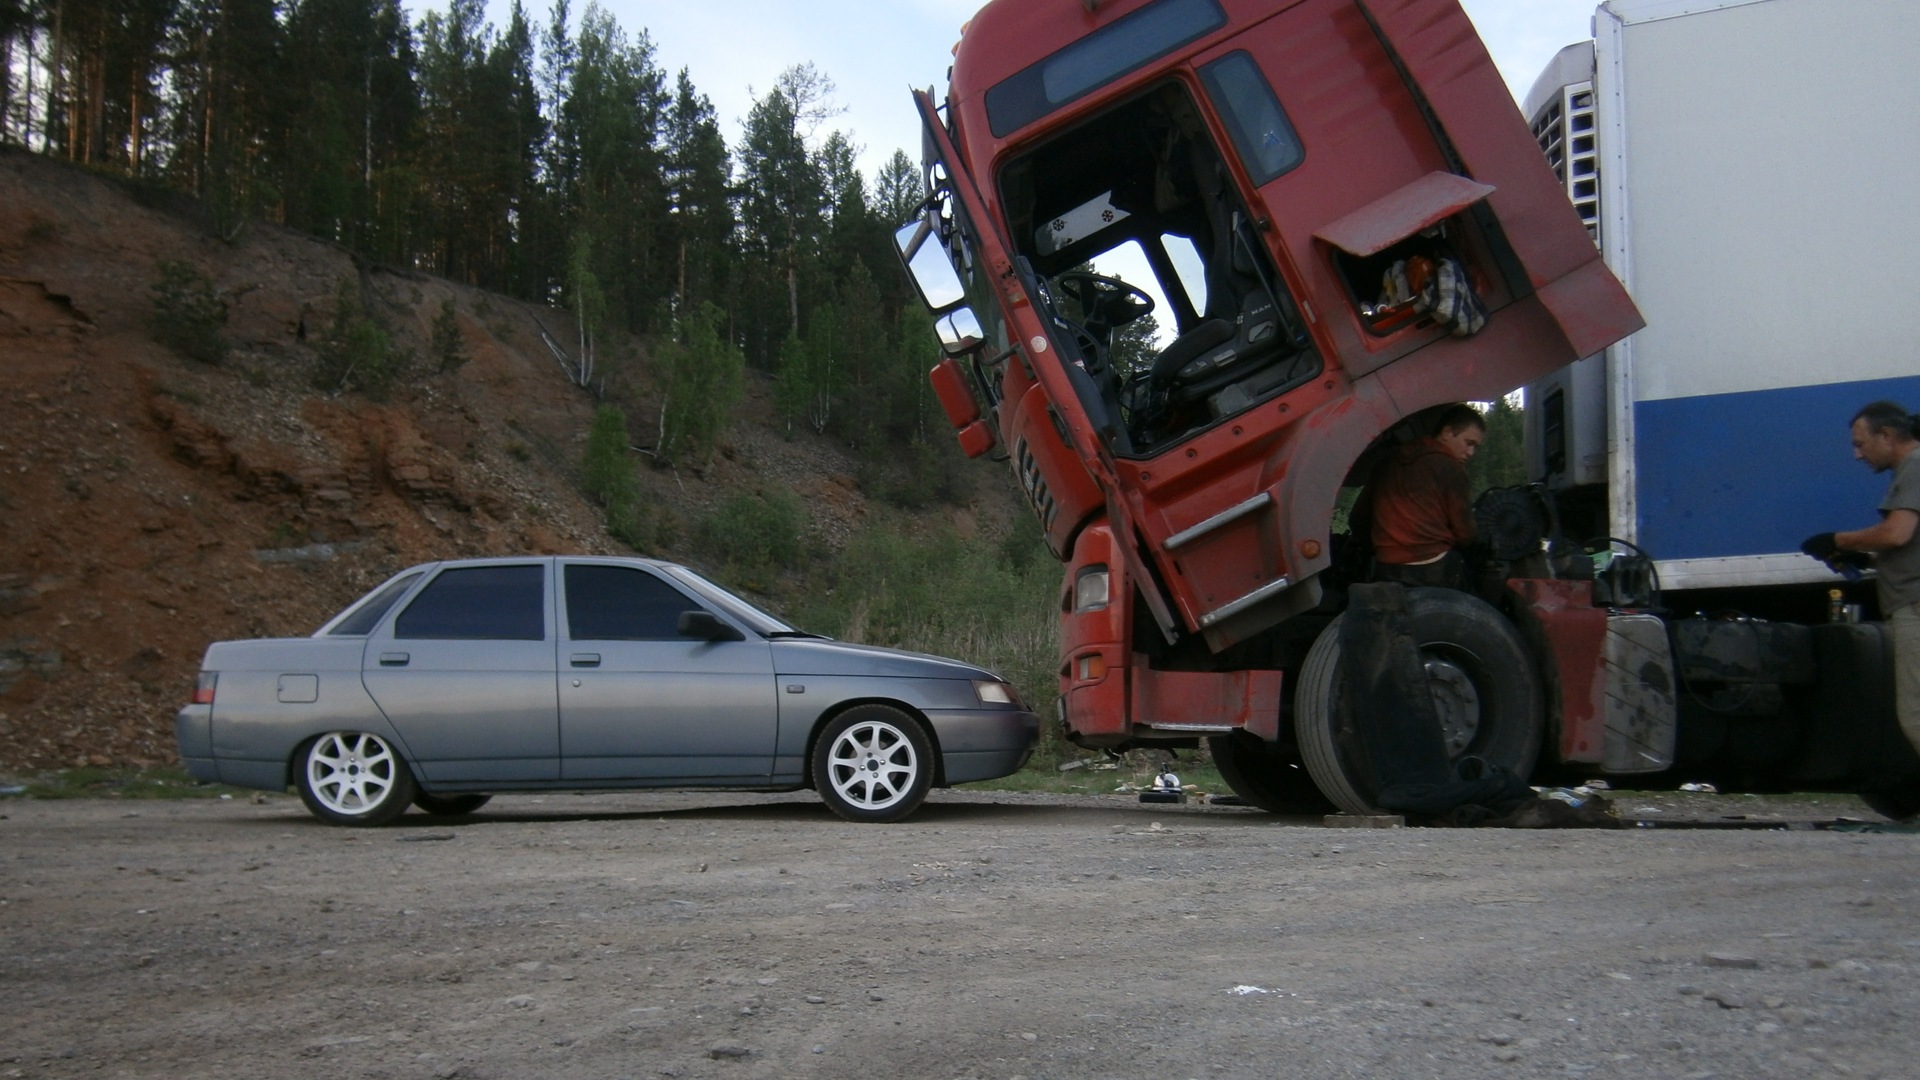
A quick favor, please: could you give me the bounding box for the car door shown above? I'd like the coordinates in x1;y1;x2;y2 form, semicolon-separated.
556;561;778;781
361;561;561;783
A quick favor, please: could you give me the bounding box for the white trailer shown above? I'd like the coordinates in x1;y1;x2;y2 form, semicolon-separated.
1523;0;1920;595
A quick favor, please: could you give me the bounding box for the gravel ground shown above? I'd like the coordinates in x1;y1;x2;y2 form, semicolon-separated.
4;788;1917;1080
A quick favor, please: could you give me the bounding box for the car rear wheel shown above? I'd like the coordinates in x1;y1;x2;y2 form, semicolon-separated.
812;705;933;823
296;731;417;827
1296;588;1543;815
412;793;491;817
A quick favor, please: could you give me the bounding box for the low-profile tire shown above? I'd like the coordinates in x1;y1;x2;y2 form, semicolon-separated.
1860;781;1920;823
296;731;417;827
412;792;491;817
1297;588;1543;815
1207;732;1334;815
812;705;934;823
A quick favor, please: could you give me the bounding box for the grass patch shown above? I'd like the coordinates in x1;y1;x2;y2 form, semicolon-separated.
3;767;242;800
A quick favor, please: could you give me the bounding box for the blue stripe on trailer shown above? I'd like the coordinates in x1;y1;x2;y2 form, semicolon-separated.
1635;375;1920;562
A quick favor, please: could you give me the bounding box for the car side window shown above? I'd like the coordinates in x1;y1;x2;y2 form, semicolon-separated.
394;565;545;640
564;564;696;640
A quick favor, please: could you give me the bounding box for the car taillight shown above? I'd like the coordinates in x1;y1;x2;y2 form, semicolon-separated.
192;672;217;705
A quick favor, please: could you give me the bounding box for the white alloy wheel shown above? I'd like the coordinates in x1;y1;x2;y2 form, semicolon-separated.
297;731;416;826
812;706;933;823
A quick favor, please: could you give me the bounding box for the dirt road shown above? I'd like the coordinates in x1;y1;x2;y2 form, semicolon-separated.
5;789;1916;1079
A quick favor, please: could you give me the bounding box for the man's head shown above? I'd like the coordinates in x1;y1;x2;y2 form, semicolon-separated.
1433;404;1486;463
1850;400;1920;473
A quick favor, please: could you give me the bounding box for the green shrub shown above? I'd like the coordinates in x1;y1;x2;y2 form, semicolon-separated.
658;301;744;465
149;259;228;365
315;277;405;398
696;491;806;587
431;298;468;373
581;405;648;550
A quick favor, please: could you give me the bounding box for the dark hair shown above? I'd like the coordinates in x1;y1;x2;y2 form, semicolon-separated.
1852;400;1920;439
1433;403;1486;437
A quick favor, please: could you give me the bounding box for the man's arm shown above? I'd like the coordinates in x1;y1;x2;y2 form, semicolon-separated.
1838;509;1919;552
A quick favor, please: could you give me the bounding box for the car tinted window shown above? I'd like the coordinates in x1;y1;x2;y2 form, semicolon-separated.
327;571;422;636
564;564;693;640
394;565;545;640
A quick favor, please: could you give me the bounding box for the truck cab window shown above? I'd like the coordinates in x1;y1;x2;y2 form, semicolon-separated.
997;80;1319;456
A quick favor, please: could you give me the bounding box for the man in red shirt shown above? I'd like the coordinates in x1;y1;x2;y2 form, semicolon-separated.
1364;404;1485;590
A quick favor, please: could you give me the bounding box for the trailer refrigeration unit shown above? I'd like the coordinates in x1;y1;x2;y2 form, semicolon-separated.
892;0;1920;817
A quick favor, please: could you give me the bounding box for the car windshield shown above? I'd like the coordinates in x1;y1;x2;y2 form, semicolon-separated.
658;565;812;638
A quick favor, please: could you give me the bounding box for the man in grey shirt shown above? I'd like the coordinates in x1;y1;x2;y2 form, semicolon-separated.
1803;400;1920;754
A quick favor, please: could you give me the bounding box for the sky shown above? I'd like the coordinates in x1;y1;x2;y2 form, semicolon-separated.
481;0;1608;179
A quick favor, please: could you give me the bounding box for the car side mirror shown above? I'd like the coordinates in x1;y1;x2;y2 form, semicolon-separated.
677;610;744;642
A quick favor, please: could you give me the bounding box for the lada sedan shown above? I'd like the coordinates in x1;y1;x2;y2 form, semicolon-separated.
176;556;1039;825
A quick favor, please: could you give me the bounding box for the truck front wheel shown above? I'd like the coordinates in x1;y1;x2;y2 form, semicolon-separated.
1860;783;1920;823
1295;587;1544;815
1207;732;1334;815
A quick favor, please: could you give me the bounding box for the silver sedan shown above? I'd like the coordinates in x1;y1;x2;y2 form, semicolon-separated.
176;556;1039;825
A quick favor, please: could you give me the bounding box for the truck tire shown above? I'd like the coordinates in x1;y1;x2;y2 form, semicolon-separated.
1296;588;1543;815
1207;732;1334;815
1860;782;1920;824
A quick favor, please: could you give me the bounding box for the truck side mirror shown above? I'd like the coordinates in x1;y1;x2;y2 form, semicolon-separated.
895;218;985;355
677;610;744;642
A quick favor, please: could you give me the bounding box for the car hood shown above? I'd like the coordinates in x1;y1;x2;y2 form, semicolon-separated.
769;638;997;681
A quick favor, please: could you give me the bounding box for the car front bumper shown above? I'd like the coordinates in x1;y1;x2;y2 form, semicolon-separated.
930;707;1041;784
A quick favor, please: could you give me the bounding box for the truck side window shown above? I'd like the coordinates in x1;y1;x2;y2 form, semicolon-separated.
1198;52;1305;185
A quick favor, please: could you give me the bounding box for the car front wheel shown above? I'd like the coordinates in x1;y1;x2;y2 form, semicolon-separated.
296;731;417;826
812;705;933;823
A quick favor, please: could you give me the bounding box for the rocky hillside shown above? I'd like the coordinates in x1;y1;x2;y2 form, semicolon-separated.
0;148;1008;772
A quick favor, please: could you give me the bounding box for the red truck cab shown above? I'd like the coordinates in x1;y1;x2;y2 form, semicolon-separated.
896;0;1643;809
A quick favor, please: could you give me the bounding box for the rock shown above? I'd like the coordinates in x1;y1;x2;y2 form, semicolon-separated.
707;1044;750;1060
1701;953;1759;969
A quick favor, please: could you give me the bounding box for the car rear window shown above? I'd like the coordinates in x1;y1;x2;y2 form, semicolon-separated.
394;565;546;640
564;564;693;640
327;571;422;636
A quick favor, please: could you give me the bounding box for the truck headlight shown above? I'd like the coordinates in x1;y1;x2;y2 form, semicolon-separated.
1073;566;1110;612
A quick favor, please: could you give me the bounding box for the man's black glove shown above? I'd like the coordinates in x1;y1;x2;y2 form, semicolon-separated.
1800;532;1839;561
1835;550;1873;572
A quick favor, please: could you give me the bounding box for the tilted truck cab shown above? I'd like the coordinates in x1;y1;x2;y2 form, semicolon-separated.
894;0;1919;816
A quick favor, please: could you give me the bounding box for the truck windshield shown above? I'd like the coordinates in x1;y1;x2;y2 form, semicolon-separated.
998;79;1320;456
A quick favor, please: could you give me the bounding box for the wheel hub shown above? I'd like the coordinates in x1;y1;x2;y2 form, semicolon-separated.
1423;656;1482;755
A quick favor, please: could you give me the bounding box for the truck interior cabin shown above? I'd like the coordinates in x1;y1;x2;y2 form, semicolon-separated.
995;79;1322;455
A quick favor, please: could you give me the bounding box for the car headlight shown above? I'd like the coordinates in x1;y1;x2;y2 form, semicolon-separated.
1072;566;1110;612
974;680;1017;706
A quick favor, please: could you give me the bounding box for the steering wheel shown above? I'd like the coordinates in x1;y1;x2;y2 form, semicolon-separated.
1052;271;1155;332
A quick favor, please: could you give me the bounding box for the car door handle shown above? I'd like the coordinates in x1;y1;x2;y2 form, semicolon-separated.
379;652;410;666
570;653;601;667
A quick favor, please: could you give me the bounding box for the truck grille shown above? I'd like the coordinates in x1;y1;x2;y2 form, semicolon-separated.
1014;437;1059;534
